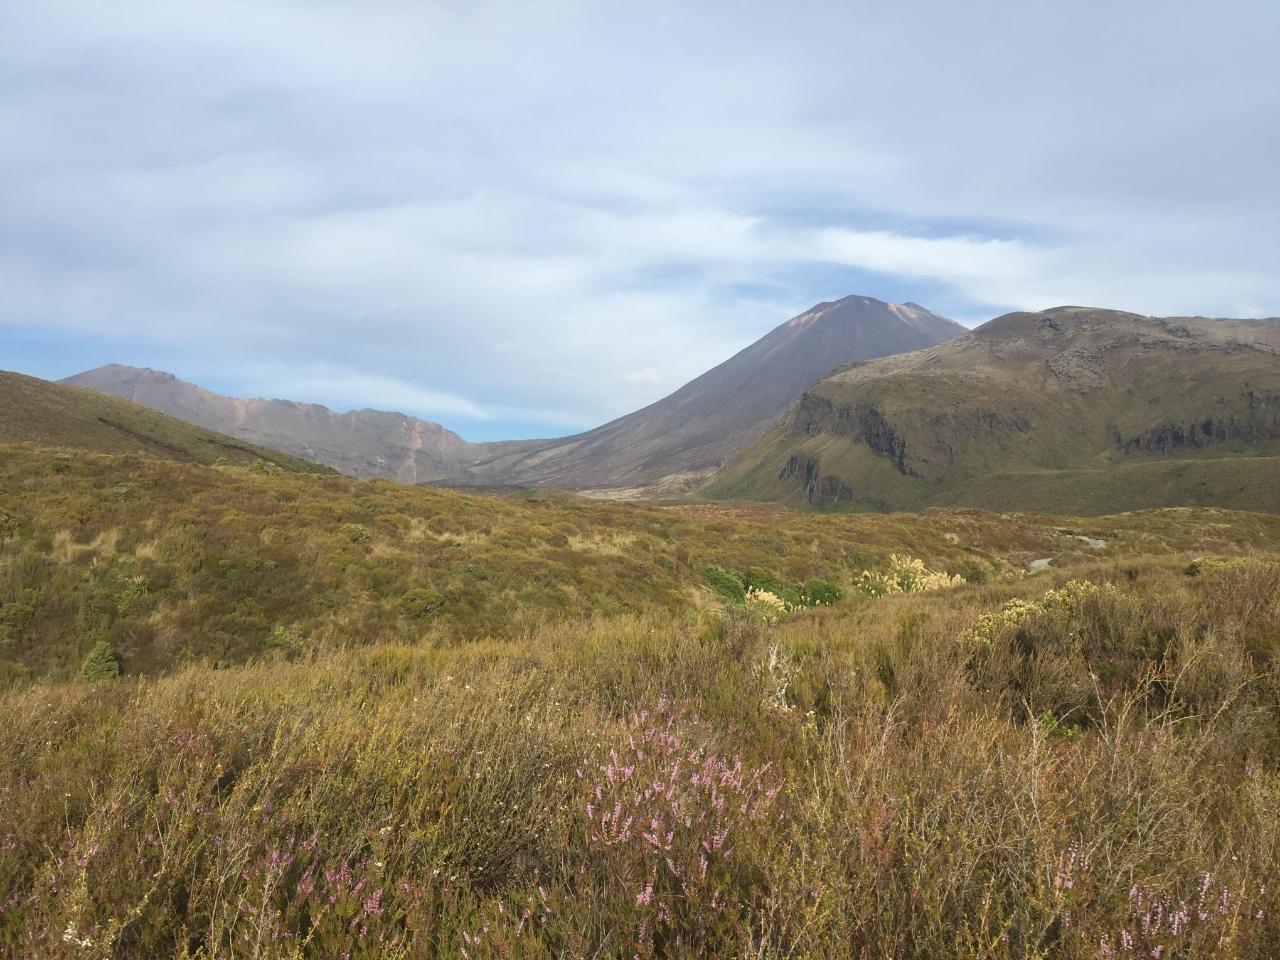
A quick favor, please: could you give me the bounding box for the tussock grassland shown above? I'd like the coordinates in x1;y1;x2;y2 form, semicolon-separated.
4;442;1278;684
3;443;1280;956
2;554;1279;957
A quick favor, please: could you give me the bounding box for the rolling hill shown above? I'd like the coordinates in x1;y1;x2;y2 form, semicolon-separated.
0;370;331;472
706;306;1280;514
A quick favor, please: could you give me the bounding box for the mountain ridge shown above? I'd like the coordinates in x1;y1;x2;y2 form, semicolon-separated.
0;370;332;473
63;295;966;489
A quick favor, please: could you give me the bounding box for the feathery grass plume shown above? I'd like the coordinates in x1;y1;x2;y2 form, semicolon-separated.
857;553;965;596
745;587;789;622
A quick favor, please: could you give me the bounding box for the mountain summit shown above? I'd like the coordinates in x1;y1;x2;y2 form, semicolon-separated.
64;295;964;490
464;296;964;490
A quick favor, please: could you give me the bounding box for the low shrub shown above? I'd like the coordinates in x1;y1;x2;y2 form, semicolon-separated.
80;640;119;682
1186;555;1250;577
802;577;843;606
701;564;746;604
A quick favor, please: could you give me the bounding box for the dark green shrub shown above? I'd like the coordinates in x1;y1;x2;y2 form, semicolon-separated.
115;578;150;617
81;640;120;683
701;564;745;604
0;590;38;637
803;577;844;606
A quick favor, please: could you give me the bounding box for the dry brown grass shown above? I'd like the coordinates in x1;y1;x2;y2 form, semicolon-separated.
2;558;1277;957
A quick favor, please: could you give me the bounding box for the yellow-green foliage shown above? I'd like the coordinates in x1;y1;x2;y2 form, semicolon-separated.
964;579;1105;647
79;639;119;683
2;559;1278;957
1186;555;1250;577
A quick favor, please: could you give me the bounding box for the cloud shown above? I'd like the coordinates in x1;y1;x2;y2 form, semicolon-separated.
623;368;663;386
2;0;1278;438
238;367;492;421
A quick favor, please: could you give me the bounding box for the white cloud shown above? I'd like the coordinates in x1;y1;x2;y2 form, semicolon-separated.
623;367;663;386
233;367;491;421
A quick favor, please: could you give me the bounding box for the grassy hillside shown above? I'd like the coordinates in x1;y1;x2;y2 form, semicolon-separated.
706;308;1280;514
0;370;332;472
6;441;1280;684
3;549;1278;956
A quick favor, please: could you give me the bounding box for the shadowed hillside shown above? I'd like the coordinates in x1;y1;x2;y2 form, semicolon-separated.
0;371;332;473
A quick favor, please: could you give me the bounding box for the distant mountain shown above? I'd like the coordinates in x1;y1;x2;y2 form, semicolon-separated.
464;296;965;490
65;295;965;489
62;365;484;482
706;306;1280;514
0;370;330;473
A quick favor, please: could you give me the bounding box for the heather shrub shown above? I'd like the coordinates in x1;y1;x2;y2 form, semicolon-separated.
400;587;446;619
578;697;783;956
0;589;39;638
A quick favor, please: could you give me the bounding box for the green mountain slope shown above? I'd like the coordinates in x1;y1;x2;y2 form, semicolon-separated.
0;370;332;473
706;307;1280;514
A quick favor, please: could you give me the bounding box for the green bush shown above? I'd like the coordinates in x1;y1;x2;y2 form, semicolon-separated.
0;591;39;637
80;640;120;683
401;587;446;619
0;510;17;540
803;577;844;606
701;564;746;604
114;578;150;617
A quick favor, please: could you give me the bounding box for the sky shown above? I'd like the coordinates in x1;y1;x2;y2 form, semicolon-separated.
2;1;1278;440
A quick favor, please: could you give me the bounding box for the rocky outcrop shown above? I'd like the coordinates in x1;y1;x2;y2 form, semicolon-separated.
778;455;853;507
790;393;1032;479
1117;392;1280;454
790;395;920;477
